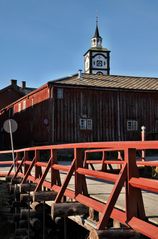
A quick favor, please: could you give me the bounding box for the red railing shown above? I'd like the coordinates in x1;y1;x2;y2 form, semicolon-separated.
0;141;158;239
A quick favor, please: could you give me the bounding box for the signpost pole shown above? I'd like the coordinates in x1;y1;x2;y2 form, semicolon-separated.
3;119;18;173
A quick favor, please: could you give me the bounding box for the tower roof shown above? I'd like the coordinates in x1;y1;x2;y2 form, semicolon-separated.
93;17;101;38
93;24;100;38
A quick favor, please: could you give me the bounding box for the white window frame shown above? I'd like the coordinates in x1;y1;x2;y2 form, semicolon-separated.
22;100;26;110
80;119;87;130
127;120;138;131
80;118;93;130
57;88;63;99
18;103;21;112
31;98;34;107
87;119;93;130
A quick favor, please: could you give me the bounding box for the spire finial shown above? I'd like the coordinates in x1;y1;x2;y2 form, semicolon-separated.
96;16;98;27
93;16;100;38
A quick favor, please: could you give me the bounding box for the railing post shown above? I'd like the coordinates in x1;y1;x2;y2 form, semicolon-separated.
24;151;29;174
83;151;88;169
141;126;146;161
35;150;41;179
117;151;123;169
75;148;88;197
125;148;145;222
101;151;107;171
51;149;60;186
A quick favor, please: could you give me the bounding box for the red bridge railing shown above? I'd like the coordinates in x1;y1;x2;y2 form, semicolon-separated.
0;141;158;239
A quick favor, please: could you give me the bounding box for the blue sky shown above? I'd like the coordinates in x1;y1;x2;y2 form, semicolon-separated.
0;0;158;89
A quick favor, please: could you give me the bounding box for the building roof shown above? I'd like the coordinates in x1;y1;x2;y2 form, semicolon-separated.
0;80;35;95
2;73;158;113
0;80;36;110
52;73;158;91
83;47;110;55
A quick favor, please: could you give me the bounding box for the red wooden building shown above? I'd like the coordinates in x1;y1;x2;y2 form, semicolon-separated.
0;79;35;110
1;73;158;149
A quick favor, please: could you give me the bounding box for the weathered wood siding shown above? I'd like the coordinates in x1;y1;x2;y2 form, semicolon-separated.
53;86;158;143
119;91;158;141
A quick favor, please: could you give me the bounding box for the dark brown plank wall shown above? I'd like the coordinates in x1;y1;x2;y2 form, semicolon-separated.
54;86;118;143
54;86;158;143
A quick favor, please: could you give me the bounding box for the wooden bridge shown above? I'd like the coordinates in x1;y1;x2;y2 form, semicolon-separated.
0;141;158;239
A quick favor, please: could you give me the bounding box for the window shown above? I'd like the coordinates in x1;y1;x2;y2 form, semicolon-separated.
80;118;93;130
104;61;107;66
57;88;63;99
31;98;34;107
18;103;21;112
22;100;26;110
87;119;93;130
80;119;87;130
127;120;138;131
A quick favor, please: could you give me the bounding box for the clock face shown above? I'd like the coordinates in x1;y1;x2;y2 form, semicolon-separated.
92;54;107;69
96;60;103;67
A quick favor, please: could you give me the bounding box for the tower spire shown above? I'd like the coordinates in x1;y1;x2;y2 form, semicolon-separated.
96;16;98;25
93;16;100;37
91;17;102;48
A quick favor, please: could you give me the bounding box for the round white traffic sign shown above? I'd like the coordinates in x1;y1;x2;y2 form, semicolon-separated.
3;119;18;133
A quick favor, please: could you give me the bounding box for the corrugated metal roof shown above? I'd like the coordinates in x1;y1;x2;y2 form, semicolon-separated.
52;73;158;91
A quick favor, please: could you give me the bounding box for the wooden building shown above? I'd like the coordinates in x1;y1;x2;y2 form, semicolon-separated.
1;21;158;149
0;79;35;110
1;73;158;149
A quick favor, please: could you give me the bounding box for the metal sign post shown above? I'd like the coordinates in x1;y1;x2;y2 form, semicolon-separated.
3;119;18;173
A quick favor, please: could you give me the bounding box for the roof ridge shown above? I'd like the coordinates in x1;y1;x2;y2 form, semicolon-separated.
82;73;158;80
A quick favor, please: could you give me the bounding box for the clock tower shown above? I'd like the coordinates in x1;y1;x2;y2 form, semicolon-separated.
84;19;110;75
